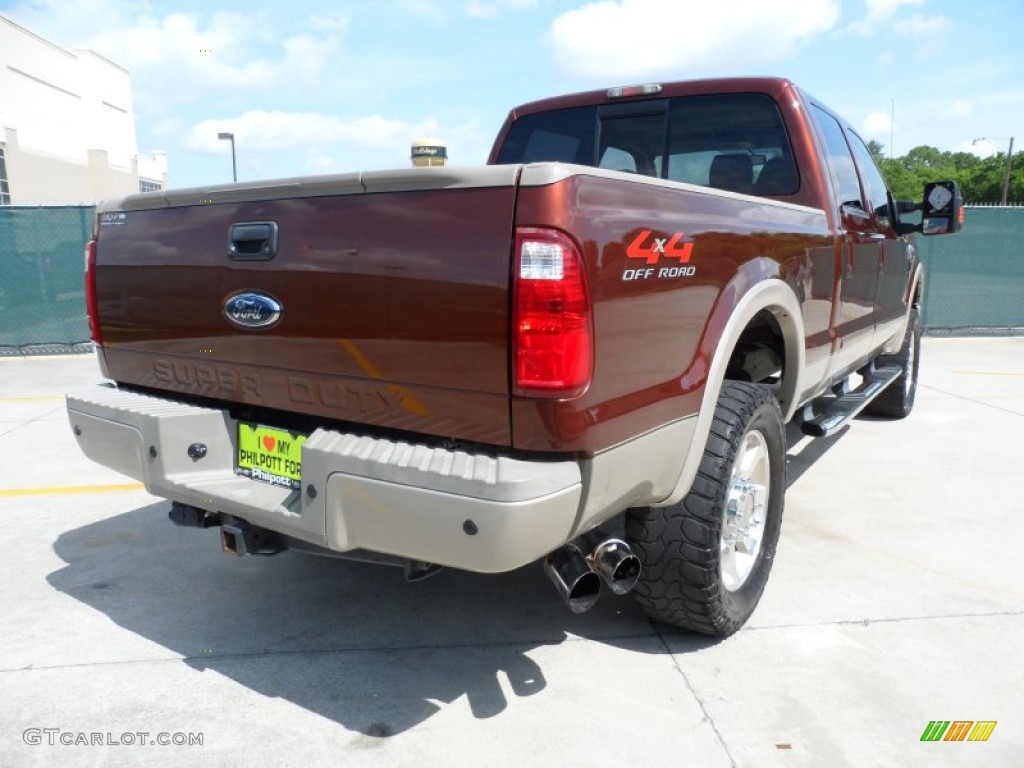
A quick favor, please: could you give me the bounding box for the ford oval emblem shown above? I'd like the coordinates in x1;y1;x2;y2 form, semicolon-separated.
224;292;282;329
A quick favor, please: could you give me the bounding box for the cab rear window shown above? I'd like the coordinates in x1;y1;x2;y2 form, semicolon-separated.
497;93;799;197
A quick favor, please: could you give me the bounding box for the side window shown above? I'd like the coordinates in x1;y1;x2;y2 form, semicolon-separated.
847;130;893;224
810;106;863;211
496;105;597;165
666;93;798;196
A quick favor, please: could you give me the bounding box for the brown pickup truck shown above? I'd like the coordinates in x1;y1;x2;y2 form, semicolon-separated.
67;77;962;636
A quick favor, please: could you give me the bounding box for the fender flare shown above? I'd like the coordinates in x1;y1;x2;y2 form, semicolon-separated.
654;278;805;507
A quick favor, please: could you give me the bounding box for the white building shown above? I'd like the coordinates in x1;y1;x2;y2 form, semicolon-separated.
0;14;167;205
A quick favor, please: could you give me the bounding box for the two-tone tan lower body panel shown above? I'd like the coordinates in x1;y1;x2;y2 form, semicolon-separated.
66;384;698;572
66;385;582;572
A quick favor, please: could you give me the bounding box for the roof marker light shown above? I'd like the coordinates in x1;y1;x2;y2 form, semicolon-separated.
607;84;663;99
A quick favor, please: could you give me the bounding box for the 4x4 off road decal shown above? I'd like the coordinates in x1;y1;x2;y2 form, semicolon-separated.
623;229;696;281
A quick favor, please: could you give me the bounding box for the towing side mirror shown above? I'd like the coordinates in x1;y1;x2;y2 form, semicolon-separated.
920;180;964;235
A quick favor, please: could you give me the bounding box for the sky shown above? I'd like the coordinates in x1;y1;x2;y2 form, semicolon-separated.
3;0;1023;189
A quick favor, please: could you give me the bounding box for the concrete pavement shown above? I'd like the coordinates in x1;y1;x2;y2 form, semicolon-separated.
1;339;1022;767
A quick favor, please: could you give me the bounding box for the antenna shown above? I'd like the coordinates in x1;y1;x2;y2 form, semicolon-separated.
890;98;895;158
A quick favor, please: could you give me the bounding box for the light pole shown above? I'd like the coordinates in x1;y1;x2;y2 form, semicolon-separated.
972;136;1014;205
217;132;237;183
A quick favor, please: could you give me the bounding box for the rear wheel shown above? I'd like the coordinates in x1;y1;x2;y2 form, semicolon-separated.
625;382;786;636
865;306;921;419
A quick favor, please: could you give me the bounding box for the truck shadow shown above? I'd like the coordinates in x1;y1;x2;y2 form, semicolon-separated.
785;420;850;490
47;502;682;738
46;422;845;737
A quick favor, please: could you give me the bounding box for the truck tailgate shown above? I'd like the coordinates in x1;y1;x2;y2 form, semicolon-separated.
93;167;520;446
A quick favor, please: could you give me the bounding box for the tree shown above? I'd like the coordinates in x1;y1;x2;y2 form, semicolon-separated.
867;139;886;165
878;158;923;201
872;144;1024;204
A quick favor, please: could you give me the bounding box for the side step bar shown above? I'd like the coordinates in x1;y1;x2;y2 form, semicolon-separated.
800;363;902;438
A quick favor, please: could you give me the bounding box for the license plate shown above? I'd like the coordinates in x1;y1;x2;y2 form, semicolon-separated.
236;422;307;490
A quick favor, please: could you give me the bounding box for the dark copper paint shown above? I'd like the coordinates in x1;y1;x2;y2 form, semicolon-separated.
95;77;918;456
509;174;834;452
97;187;515;445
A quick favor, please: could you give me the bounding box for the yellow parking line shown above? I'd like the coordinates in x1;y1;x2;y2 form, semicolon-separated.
0;483;145;497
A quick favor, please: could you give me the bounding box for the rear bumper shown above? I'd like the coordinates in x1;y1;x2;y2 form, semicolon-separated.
66;384;581;572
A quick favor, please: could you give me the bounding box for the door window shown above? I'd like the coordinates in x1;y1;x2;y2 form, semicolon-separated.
667;93;798;195
810;106;863;212
847;130;894;227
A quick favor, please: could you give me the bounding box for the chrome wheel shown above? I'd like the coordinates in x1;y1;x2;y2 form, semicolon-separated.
627;381;785;635
721;428;770;592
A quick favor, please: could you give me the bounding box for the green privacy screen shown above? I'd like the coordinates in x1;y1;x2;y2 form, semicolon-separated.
0;206;92;347
0;205;1021;350
916;207;1024;330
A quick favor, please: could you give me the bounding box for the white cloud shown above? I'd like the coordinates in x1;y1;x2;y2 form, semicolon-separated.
849;0;928;36
465;1;499;17
851;1;950;48
85;11;342;93
549;0;840;80
6;1;345;111
186;112;489;173
150;117;185;140
964;137;1014;159
305;148;341;173
862;111;892;140
940;100;974;121
282;34;339;81
396;0;448;23
863;0;925;22
894;12;951;45
957;139;994;159
186;110;450;155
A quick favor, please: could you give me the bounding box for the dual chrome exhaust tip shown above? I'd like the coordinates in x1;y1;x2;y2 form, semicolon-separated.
544;531;641;614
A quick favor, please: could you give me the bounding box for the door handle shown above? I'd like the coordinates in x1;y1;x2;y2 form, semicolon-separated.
227;221;278;260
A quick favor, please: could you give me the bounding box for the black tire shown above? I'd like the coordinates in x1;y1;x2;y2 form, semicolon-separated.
625;382;786;636
865;306;920;419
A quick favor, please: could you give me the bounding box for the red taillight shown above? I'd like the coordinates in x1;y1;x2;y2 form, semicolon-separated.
84;239;102;344
512;227;593;398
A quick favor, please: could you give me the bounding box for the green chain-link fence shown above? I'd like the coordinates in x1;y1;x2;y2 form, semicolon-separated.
918;206;1024;331
0;204;1020;353
0;206;92;349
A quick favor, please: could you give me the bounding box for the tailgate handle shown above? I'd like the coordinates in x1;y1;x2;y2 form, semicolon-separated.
228;221;278;260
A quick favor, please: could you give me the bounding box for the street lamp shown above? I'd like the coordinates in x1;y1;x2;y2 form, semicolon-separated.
217;132;237;183
972;136;1014;205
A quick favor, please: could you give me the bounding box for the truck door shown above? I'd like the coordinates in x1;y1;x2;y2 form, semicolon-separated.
847;130;912;345
810;106;881;374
